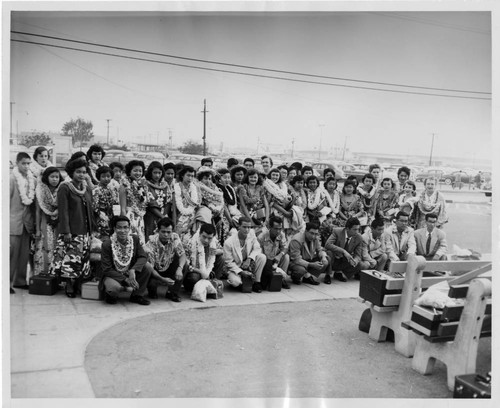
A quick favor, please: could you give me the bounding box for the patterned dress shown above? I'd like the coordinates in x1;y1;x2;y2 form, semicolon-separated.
121;177;148;245
174;181;202;243
93;185;118;239
338;193;364;227
34;182;59;274
144;181;168;242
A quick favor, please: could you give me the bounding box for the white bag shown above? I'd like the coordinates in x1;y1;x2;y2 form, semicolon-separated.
190;279;217;303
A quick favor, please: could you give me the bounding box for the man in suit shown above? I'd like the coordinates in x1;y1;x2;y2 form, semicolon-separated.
384;211;416;262
325;217;365;282
288;221;331;285
414;213;448;260
223;216;267;293
361;218;389;272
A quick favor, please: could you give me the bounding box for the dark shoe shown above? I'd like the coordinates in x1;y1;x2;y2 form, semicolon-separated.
147;287;158;299
282;280;290;289
252;282;262;293
324;274;332;285
303;276;320;285
13;284;29;290
165;292;181;302
65;280;76;298
130;295;151;306
354;273;360;281
104;292;117;305
10;288;15;294
334;272;347;282
292;278;301;285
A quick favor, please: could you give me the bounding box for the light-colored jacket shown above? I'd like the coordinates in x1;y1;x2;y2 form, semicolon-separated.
361;229;387;262
223;229;262;274
383;224;416;261
289;231;326;268
414;227;447;259
10;173;35;235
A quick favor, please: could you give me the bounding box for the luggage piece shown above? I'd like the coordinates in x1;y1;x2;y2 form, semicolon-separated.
359;270;402;307
453;373;491;398
29;274;58;296
81;281;103;300
268;272;282;292
241;273;253;293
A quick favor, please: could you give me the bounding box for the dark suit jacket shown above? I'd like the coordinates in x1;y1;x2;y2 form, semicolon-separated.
101;235;147;279
325;227;364;264
57;182;95;236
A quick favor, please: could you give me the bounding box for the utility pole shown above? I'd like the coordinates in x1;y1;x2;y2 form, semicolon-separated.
291;137;295;158
429;133;436;166
342;135;347;161
167;128;173;149
10;102;15;144
106;119;111;144
201;99;208;156
318;124;325;161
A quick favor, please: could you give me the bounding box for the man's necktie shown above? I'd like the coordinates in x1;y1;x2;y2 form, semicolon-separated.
426;233;432;255
344;237;350;250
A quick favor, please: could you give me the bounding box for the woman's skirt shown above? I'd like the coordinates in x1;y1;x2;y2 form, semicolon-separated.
49;233;91;280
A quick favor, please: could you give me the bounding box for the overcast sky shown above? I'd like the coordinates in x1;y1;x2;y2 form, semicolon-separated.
9;10;491;159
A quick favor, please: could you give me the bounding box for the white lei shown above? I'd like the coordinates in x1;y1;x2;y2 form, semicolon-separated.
13;167;36;205
324;189;340;214
189;230;216;278
30;160;53;179
307;188;324;210
111;233;134;273
198;180;224;213
35;182;58;217
263;179;288;202
174;181;201;216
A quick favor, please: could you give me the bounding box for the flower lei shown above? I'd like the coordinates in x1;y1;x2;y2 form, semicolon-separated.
64;179;88;196
111;233;134;273
13;167;36;205
419;189;440;213
146;233;178;272
189;230;216;278
263;179;288;203
292;188;307;209
146;180;168;210
30;160;53;179
324;189;340;214
174;181;201;216
357;184;376;199
123;177;147;215
198;180;224;213
241;184;263;209
35;182;58;217
307;188;324;210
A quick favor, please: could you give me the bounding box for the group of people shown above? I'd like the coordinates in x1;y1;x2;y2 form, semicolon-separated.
9;146;450;305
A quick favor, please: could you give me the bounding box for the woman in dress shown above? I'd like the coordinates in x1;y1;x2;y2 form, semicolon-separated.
413;178;448;229
373;177;399;225
119;160;148;244
162;162;177;224
397;180;418;220
217;168;241;230
230;165;247;193
30;146;53;180
86;144;106;184
50;158;95;297
144;161;168;242
173;166;203;242
92;166;119;240
323;167;336;182
338;179;364;227
239;168;269;229
34;167;61;274
263;168;293;222
197;166;226;242
288;175;307;236
369;163;382;189
323;177;341;223
305;175;329;224
357;173;377;226
67;151;97;188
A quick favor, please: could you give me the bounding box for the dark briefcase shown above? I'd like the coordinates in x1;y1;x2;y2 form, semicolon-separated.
268;272;282;292
241;273;253;293
453;373;491;398
29;274;58;296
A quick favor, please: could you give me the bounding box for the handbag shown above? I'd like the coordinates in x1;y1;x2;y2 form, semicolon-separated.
209;279;224;299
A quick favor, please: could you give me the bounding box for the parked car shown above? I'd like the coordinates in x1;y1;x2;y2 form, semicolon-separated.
103;150;137;165
166;153;205;168
309;161;346;180
415;169;445;182
441;170;472;185
135;151;167;167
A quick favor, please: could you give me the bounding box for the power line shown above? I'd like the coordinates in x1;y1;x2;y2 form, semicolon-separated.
11;38;491;101
11;30;490;95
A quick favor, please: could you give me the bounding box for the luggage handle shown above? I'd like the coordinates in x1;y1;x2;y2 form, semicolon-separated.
475;373;491;385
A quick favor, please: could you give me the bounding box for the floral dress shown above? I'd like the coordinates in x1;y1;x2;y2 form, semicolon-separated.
338;193;364;227
34;182;59;274
199;181;227;243
121;177;148;245
263;179;293;227
174;181;202;243
239;184;266;222
144;180;168;242
287;188;307;236
373;190;399;224
93;185;119;239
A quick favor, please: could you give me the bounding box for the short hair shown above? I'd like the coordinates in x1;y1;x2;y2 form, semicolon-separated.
243;157;255;166
346;175;359;186
277;164;288;171
345;217;361;229
218;167;230;176
16;152;31;162
425;213;438;221
261;155;273;166
33;146;49;162
96;165;112;180
201;157;213;165
403;180;416;191
381;177;393;186
302;165;313;174
290;162;303;172
200;223;216;236
323;167;335;178
227;158;239;168
197;170;213;181
342;179;357;194
86;144;106;160
178;165;195;181
362;173;375;183
268;215;284;228
145;161;165;181
111;215;130;230
156;217;174;230
243;168;262;185
41;166;62;187
306;221;320;231
369;163;381;173
291;175;305;186
163;162;176;173
306;175;319;187
370;218;385;229
288;165;298;173
395;211;409;220
174;163;185;178
323;177;337;190
109;161;124;171
397;166;411;177
267;168;282;183
124;160;146;177
230;165;247;182
65;158;87;178
238;216;252;225
69;151;87;162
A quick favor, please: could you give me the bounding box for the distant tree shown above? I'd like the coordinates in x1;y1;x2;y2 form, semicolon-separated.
21;131;52;148
62;117;94;146
179;141;205;155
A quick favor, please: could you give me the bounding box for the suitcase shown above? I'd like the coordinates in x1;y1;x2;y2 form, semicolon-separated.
453;373;491;398
29;274;59;296
241;273;253;293
267;272;282;292
359;270;403;307
81;280;103;300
